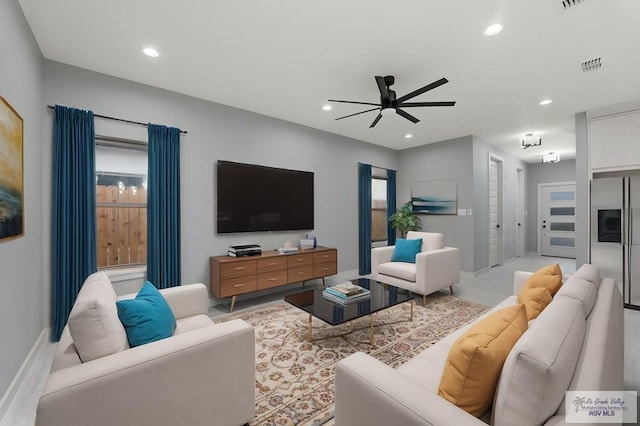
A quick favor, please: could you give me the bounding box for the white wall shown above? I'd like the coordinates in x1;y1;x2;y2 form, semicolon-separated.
42;60;398;318
0;0;44;407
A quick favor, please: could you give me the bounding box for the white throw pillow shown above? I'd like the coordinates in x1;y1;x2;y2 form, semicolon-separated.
67;271;128;362
492;297;585;426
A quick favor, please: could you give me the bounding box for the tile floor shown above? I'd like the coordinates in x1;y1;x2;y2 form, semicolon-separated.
2;254;638;425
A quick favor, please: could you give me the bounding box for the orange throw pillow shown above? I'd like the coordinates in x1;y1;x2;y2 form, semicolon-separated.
438;304;528;417
525;263;562;296
517;285;553;320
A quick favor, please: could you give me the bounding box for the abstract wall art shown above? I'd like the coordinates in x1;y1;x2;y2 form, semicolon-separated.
411;179;457;215
0;96;24;241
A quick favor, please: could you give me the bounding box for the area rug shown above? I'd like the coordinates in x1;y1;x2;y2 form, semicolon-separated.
215;292;488;426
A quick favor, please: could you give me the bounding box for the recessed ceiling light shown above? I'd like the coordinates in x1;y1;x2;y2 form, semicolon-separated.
539;99;553;106
484;23;503;36
322;105;332;111
142;47;159;58
405;134;413;139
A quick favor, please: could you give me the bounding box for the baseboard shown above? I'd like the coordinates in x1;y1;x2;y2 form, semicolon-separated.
473;267;491;277
0;328;48;422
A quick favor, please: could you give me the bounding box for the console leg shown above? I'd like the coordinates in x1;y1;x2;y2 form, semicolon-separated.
229;296;236;313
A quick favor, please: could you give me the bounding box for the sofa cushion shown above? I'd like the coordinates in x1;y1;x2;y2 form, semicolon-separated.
175;314;214;334
378;262;417;282
524;263;563;296
391;238;423;263
67;272;128;363
517;284;552;320
407;231;444;252
116;281;177;347
570;263;601;286
555;276;598;317
438;304;528;417
492;296;585;426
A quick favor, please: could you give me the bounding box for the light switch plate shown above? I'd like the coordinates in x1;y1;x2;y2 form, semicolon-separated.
458;209;466;216
467;209;473;216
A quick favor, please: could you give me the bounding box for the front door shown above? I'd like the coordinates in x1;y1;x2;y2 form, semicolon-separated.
540;183;576;258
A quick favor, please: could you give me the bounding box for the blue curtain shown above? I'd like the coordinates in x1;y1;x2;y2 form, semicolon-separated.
147;124;181;289
51;106;96;341
386;169;397;246
358;163;372;275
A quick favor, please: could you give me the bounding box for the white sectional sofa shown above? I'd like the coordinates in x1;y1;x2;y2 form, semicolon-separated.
37;272;255;426
335;264;623;426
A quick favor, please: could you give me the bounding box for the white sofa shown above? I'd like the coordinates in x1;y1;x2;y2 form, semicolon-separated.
371;231;461;305
335;264;623;426
37;272;255;426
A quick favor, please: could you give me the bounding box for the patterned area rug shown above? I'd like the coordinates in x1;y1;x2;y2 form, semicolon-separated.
216;292;488;426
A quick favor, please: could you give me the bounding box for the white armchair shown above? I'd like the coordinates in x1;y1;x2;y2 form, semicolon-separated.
371;231;460;305
37;272;255;426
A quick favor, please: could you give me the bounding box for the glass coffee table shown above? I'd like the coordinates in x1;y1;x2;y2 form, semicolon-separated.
284;278;414;345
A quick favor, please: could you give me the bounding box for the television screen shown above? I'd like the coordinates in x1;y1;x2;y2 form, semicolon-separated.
216;161;314;233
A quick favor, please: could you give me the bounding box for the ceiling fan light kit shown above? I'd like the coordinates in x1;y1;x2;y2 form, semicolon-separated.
329;75;456;128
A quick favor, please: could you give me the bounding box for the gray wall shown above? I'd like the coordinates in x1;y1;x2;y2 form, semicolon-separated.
472;137;528;271
42;60;398;321
575;112;589;266
526;159;576;252
0;0;44;404
397;136;475;271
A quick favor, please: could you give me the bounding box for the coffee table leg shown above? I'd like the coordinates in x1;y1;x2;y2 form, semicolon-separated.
308;314;313;342
410;300;414;321
370;315;374;345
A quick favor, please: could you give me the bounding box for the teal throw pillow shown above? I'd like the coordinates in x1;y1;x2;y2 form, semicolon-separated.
391;238;423;263
116;281;176;347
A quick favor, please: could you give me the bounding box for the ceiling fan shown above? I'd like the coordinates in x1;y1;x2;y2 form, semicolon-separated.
329;75;456;128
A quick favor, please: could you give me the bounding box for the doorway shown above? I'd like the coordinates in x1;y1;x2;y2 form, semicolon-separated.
516;166;525;257
488;154;504;267
538;182;576;258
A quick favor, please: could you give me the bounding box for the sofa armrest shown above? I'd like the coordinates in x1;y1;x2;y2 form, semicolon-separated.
118;283;209;320
336;352;485;426
372;246;395;274
414;247;460;294
513;271;533;295
37;319;254;426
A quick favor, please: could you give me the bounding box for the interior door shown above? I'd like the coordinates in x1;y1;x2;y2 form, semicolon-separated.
489;158;500;266
516;166;525;257
540;183;576;258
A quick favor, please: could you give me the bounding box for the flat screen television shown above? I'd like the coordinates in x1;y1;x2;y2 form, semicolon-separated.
216;161;314;233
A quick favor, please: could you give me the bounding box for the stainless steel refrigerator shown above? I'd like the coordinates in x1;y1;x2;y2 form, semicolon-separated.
591;176;640;309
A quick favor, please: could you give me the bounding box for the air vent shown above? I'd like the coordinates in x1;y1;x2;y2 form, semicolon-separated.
581;57;602;72
559;0;585;9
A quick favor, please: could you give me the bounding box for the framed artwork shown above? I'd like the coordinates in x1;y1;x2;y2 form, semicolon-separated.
411;179;457;215
0;96;24;241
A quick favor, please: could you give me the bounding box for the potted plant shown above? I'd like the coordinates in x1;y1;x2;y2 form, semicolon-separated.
388;202;422;238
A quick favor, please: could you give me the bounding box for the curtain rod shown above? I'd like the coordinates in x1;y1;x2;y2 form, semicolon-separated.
47;105;188;134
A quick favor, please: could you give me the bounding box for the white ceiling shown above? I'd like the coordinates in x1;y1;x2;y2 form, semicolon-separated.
18;0;640;163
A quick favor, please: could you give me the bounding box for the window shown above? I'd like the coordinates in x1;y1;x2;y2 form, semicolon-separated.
371;177;387;243
95;139;147;268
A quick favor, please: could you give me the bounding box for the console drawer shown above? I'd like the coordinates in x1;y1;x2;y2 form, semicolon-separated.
220;275;257;297
314;250;337;264
314;262;337;277
257;270;288;290
220;261;256;279
287;253;313;268
257;257;287;273
288;265;314;282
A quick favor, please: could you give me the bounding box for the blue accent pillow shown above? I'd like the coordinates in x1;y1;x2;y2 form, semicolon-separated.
391;238;423;263
116;281;176;347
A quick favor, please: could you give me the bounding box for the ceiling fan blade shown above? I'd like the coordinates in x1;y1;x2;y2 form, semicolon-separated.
395;77;449;104
396;108;420;124
328;99;381;106
398;101;456;107
335;108;379;121
375;76;390;104
369;113;383;128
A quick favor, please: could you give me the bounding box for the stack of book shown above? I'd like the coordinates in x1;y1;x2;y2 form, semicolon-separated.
322;282;371;305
